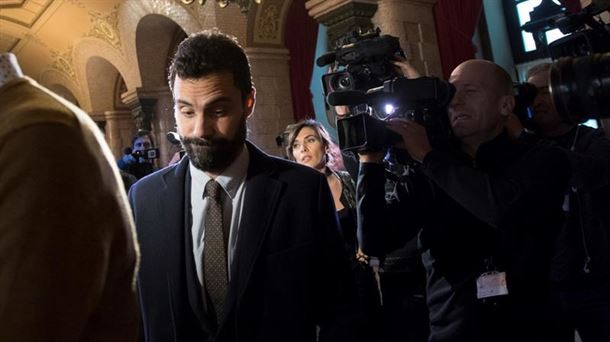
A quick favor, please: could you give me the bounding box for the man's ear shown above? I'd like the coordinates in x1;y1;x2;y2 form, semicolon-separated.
245;88;256;118
499;95;515;118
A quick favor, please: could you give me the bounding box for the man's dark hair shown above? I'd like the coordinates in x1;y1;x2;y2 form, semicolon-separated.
132;130;154;147
167;28;253;101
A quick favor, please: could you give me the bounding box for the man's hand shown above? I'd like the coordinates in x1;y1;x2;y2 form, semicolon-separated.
391;57;421;79
121;153;136;165
387;118;432;163
358;150;386;164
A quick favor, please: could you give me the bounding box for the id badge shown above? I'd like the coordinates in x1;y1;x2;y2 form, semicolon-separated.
476;271;509;299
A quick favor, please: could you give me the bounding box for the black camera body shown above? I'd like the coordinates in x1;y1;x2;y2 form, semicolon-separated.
131;148;160;160
523;0;610;122
318;28;454;152
318;29;403;94
330;77;455;152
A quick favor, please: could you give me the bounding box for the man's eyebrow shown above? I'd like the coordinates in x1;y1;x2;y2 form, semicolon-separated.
174;97;232;107
175;99;192;106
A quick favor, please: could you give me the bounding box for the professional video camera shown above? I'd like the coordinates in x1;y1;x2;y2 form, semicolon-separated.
317;28;454;152
124;146;159;160
522;0;610;122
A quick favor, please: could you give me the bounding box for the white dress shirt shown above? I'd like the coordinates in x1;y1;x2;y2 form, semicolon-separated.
190;144;249;286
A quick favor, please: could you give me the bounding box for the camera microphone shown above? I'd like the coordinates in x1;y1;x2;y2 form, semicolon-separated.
316;52;337;67
123;147;133;155
166;132;181;145
327;90;367;106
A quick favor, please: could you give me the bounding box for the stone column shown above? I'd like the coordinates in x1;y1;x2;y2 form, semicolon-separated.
306;0;442;77
372;0;442;77
306;0;378;49
104;110;137;159
246;47;294;156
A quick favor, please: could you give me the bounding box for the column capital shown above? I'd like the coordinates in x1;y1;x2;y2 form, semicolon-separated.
306;0;377;23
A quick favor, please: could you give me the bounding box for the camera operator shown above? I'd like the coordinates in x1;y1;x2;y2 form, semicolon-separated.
358;59;570;342
516;63;610;342
118;131;157;179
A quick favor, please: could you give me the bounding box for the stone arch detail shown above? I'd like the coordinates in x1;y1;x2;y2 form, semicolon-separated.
136;14;188;89
117;0;208;89
71;37;133;112
85;56;124;114
39;69;85;109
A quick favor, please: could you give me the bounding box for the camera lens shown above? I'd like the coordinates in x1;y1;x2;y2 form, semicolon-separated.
550;52;610;122
334;74;353;91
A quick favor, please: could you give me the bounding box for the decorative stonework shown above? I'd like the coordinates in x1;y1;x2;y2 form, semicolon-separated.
315;1;377;50
255;4;280;43
88;4;122;50
151;0;184;18
64;0;86;9
50;46;76;81
23;32;47;48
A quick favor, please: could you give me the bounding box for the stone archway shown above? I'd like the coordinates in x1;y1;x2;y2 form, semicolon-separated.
130;13;189;167
39;69;85;110
84;55;135;159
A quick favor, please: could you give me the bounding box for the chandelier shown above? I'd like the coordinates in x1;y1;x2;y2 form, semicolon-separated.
181;0;262;13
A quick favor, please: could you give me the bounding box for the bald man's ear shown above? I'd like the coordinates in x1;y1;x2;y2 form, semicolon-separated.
499;95;515;118
245;87;256;118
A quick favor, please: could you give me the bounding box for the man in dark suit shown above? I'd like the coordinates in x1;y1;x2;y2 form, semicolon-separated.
129;29;362;342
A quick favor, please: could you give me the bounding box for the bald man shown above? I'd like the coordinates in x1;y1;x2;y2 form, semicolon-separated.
358;60;569;341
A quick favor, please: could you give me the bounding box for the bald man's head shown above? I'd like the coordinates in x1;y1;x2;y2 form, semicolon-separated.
448;59;515;151
451;59;513;97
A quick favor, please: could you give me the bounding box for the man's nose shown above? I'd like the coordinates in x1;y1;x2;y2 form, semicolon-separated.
192;116;213;138
450;89;464;107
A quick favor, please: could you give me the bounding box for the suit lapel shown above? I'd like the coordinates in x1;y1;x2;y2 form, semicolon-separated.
220;142;283;329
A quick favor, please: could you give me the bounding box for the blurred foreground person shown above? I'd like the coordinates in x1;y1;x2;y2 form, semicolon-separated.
0;53;140;342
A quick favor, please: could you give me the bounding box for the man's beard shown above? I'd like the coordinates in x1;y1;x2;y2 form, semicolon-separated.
180;118;247;173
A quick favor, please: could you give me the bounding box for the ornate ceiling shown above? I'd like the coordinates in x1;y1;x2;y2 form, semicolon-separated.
0;0;290;113
0;0;127;80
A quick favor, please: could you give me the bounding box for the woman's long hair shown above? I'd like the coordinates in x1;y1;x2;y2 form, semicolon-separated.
284;119;344;171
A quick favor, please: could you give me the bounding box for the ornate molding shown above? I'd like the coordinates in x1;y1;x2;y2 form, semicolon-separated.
317;1;377;27
87;4;122;50
50;46;76;82
310;1;378;50
255;3;280;43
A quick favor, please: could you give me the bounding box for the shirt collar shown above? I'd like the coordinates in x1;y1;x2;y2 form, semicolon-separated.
0;53;24;89
189;143;249;199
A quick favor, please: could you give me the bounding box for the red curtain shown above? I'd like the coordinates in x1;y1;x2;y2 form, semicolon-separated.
560;0;581;13
285;0;319;121
433;0;484;79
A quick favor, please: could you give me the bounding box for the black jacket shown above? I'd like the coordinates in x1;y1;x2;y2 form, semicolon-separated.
358;131;570;341
130;142;362;342
547;126;610;288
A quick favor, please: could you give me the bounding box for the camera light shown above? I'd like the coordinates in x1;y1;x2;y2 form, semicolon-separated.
384;104;396;115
